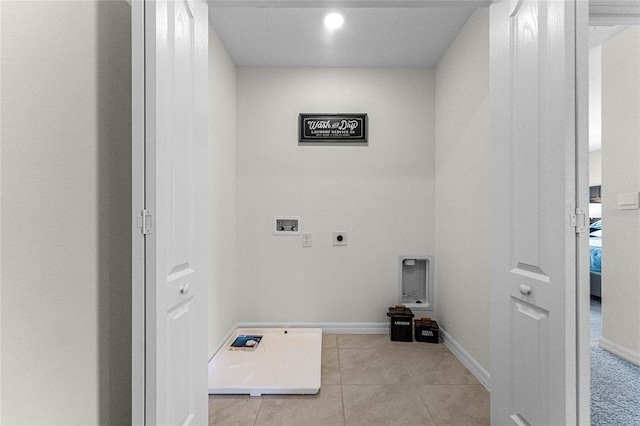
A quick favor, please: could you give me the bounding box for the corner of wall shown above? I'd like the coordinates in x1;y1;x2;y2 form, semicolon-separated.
434;6;491;373
208;23;239;358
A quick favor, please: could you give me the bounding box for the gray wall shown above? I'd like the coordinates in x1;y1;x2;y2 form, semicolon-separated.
1;1;131;423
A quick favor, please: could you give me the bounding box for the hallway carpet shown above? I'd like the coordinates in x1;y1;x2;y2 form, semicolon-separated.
591;298;640;425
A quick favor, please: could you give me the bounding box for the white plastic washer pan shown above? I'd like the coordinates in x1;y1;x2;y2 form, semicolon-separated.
208;327;322;397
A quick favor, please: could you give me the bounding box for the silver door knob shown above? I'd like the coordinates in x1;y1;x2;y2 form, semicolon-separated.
519;284;531;295
180;283;190;294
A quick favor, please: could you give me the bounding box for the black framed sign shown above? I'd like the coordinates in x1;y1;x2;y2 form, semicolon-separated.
299;113;367;143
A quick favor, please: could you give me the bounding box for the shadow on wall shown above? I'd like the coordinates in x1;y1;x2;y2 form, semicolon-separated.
96;1;132;423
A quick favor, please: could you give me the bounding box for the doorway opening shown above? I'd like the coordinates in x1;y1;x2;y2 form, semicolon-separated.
587;10;640;425
205;2;491;424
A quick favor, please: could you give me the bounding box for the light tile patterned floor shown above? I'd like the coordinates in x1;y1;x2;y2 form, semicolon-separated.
209;334;490;426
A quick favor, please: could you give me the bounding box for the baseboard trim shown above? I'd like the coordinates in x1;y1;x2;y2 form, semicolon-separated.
235;321;389;335
599;337;640;368
439;327;491;391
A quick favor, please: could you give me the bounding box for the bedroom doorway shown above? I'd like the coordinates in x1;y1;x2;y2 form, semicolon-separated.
587;6;640;423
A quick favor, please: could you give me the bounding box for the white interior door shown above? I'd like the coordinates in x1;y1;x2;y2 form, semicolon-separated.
133;0;209;424
490;0;583;424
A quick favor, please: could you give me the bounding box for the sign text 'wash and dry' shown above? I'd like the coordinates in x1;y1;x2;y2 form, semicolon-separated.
299;114;368;143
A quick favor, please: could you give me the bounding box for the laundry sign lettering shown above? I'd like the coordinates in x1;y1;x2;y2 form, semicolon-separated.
299;114;367;143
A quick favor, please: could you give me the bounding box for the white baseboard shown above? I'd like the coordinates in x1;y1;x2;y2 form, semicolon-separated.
599;337;640;368
439;327;491;391
235;321;389;335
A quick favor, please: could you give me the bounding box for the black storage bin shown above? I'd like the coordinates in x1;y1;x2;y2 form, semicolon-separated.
387;305;414;342
414;318;439;343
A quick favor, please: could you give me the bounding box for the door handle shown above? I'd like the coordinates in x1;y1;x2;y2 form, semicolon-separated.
519;284;531;296
180;283;190;295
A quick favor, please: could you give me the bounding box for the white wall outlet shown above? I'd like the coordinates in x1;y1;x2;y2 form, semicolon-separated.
333;231;347;246
302;232;312;247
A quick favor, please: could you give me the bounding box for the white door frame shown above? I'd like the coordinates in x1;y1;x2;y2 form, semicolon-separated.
576;1;590;424
577;2;640;424
132;0;145;424
132;0;209;424
491;0;590;424
129;1;635;423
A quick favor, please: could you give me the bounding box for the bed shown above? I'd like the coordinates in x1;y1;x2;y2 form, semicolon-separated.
590;220;602;297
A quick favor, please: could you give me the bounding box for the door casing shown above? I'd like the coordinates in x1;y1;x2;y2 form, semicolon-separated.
132;0;209;424
131;0;598;423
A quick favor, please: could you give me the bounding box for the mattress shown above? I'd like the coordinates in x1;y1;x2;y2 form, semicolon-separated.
590;236;602;273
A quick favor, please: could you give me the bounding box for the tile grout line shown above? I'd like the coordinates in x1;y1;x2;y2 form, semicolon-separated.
396;342;440;424
398;340;451;426
251;397;263;426
335;337;348;425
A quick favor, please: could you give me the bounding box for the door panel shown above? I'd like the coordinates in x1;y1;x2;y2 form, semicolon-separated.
143;0;208;424
167;299;195;425
491;1;579;424
511;0;543;272
511;298;549;425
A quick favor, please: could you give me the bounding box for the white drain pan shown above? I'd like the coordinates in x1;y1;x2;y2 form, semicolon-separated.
208;328;322;397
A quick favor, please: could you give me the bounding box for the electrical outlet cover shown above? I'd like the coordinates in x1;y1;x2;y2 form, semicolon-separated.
333;232;347;246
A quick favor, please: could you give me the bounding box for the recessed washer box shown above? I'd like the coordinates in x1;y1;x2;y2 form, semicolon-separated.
399;255;434;311
273;216;301;235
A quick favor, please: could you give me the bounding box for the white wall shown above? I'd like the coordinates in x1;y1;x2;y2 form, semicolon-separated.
601;26;640;359
590;46;603;152
1;1;131;424
208;25;239;356
589;46;603;187
590;149;602;187
434;7;490;372
236;67;435;324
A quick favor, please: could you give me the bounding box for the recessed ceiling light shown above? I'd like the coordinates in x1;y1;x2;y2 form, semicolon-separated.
323;10;345;30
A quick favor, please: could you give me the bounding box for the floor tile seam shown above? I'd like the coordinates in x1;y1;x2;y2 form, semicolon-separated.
337;347;399;356
398;346;415;379
251;397;264;426
413;383;439;426
337;345;393;350
339;382;347;424
337;344;348;424
417;383;485;388
340;383;439;426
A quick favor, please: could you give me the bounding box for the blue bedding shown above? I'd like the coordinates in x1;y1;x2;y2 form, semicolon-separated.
590;235;602;273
